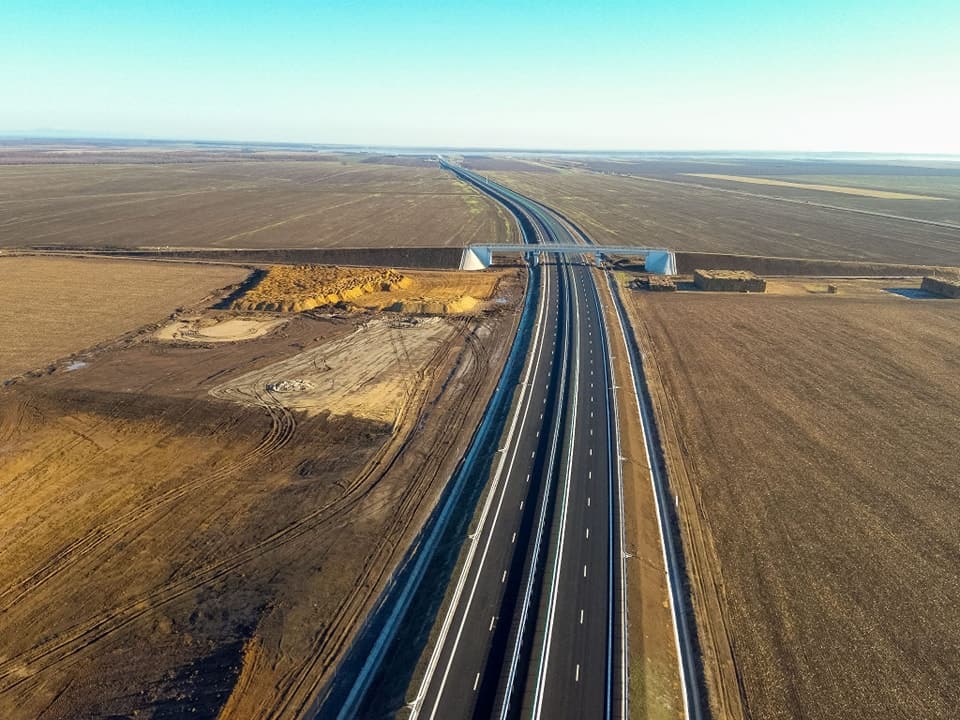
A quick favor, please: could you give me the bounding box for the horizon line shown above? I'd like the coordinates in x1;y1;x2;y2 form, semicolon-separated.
2;132;960;160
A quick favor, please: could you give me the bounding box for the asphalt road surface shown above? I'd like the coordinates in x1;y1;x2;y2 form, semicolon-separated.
410;163;628;720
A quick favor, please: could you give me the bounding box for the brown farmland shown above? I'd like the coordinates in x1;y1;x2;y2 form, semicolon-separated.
0;256;247;379
622;281;960;719
0;262;524;719
0;157;516;250
484;167;960;266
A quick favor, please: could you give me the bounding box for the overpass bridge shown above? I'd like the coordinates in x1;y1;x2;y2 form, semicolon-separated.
459;243;677;274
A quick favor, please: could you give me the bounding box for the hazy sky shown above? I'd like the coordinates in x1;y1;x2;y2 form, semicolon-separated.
3;0;959;152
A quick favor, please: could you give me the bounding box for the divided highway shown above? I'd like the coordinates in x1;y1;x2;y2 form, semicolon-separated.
316;161;696;720
409;162;628;719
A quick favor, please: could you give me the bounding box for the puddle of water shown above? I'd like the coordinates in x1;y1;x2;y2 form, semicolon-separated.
884;288;939;300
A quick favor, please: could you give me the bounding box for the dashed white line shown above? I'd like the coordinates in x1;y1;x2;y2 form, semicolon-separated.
520;500;525;511
585;527;590;539
511;532;516;544
583;564;588;577
474;673;481;691
489;616;496;631
502;570;507;583
576;664;580;682
580;609;584;624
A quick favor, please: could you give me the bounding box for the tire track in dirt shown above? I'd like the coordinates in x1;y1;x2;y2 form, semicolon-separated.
0;322;472;694
255;320;493;720
0;307;507;715
0;390;295;613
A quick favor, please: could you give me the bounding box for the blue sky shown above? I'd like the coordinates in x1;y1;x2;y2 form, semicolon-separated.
2;0;958;152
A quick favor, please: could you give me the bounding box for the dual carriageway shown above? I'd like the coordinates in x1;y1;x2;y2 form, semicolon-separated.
320;161;697;720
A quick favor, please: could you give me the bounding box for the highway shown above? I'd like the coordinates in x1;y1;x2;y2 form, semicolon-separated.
409;162;628;719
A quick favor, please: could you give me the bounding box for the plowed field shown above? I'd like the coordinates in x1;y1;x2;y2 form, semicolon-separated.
623;283;960;719
0;256;247;379
485;168;960;265
0;158;515;250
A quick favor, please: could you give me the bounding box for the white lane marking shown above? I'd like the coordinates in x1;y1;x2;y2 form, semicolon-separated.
589;448;593;456
489;616;496;631
588;470;592;480
531;451;535;459
474;673;480;691
576;664;580;682
520;500;525;511
540;412;543;420
590;428;593;436
583;564;588;578
530;265;582;720
536;430;539;438
590;411;594;418
526;473;530;483
511;532;516;544
502;570;507;583
417;262;554;720
587;497;591;507
580;609;584;624
585;527;590;539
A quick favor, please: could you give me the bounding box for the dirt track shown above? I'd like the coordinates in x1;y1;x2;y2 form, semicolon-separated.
0;269;524;718
622;281;960;719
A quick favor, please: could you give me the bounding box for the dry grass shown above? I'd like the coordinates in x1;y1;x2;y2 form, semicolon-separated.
625;282;960;719
684;173;944;200
0;158;516;250
0;256;246;379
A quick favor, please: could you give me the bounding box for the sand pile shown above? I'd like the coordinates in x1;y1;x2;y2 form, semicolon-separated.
385;295;480;314
233;265;412;312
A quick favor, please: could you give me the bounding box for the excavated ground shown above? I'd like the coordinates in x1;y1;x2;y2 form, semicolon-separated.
0;265;525;719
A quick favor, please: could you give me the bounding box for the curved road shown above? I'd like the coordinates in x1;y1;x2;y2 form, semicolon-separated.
409;163;628;719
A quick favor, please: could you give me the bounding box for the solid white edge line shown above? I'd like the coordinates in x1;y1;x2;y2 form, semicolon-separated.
604;269;690;720
411;260;552;720
531;264;582;720
498;237;573;719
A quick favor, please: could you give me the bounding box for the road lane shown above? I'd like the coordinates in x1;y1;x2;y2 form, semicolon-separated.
418;163;626;720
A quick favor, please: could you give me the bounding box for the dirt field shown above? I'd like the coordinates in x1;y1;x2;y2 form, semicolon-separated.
0;156;516;250
0;256;248;379
484;163;960;264
622;280;960;719
0;261;524;719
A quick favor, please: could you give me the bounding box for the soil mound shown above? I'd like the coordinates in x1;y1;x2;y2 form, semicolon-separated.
233;265;411;312
385;295;480;314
